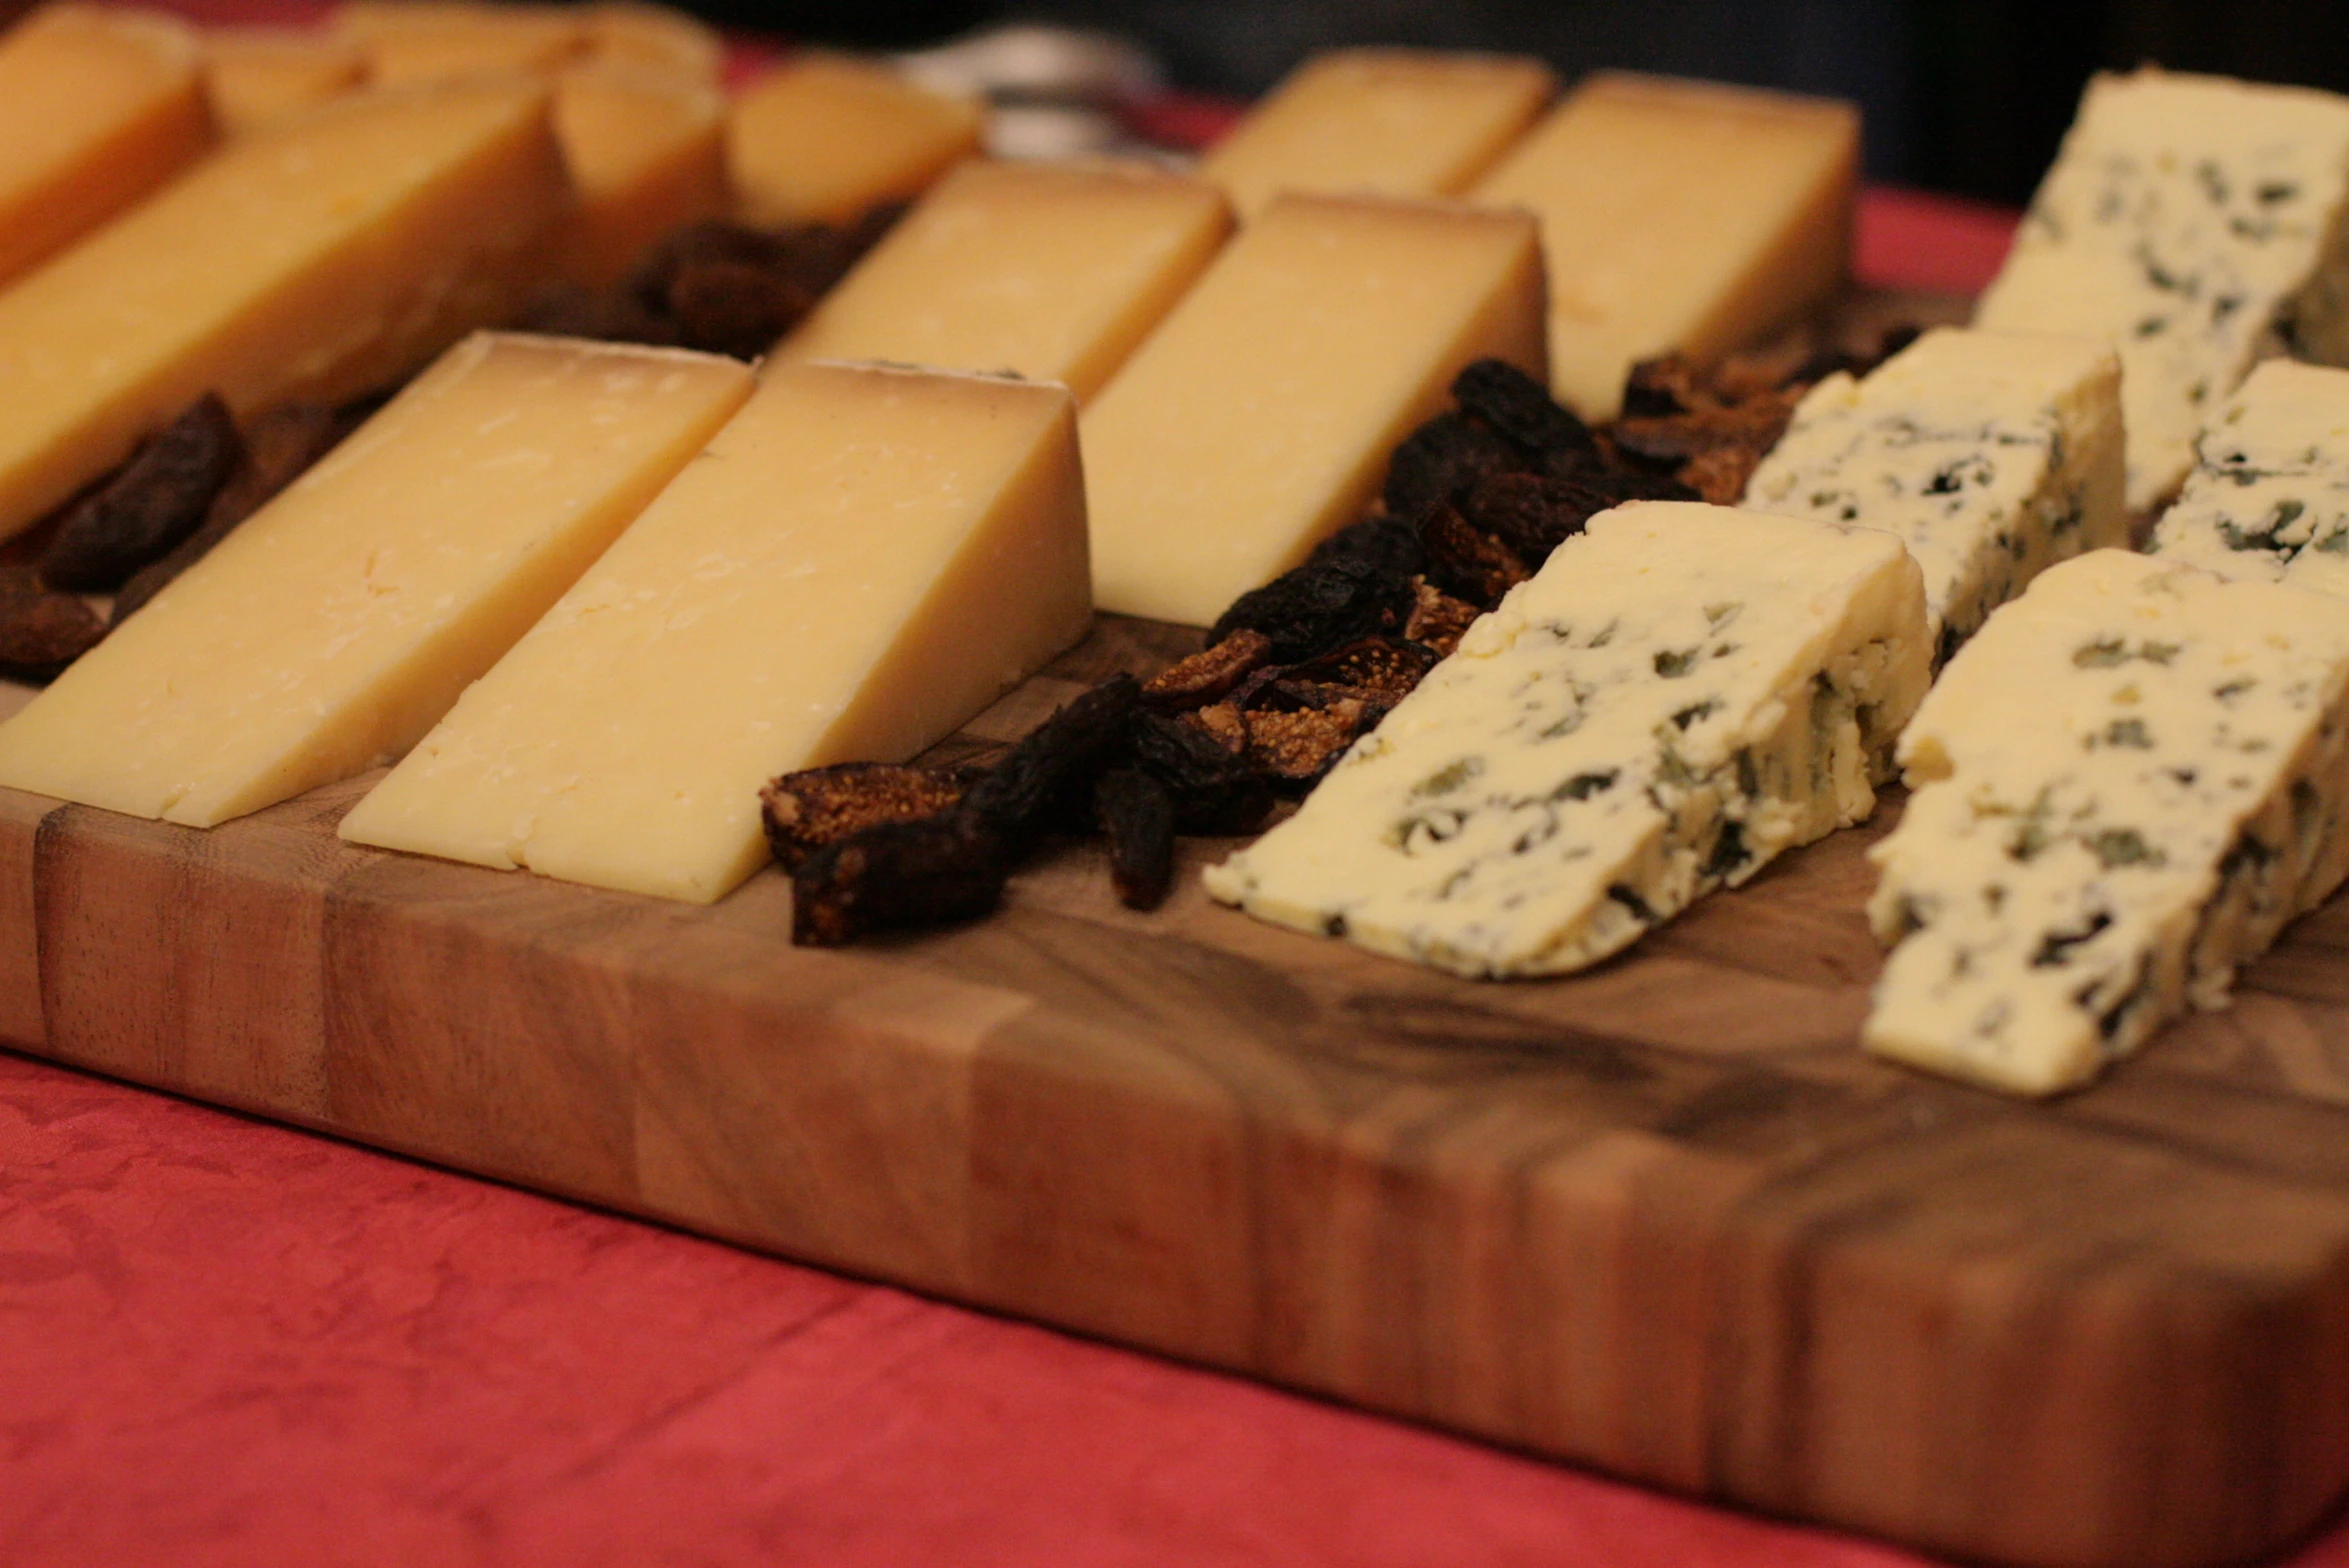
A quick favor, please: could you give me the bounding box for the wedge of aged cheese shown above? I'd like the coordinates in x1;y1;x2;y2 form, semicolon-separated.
1198;49;1554;220
0;335;754;828
1084;192;1543;625
778;158;1231;403
729;53;985;228
1205;502;1930;976
0;5;212;289
2149;360;2349;596
1867;549;2349;1095
0;76;568;545
1471;72;1857;422
1743;327;2127;666
553;60;725;287
333;0;585;86
202;28;366;136
1975;70;2349;513
583;1;719;81
339;363;1091;904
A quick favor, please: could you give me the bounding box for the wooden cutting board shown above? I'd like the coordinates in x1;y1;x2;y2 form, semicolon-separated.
8;597;2349;1568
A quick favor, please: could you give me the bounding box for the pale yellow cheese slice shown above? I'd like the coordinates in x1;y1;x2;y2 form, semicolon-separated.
1199;48;1554;220
332;0;585;86
0;5;213;290
0;334;754;828
553;59;726;287
1082;191;1545;626
340;362;1092;904
202;27;367;137
729;53;985;228
583;1;719;82
1472;71;1857;421
777;157;1232;403
0;76;569;544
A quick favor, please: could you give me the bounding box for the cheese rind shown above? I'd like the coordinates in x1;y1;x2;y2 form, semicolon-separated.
777;158;1232;403
339;362;1093;905
1974;69;2349;513
552;60;726;288
1743;326;2127;664
1199;49;1554;220
729;54;984;229
1471;72;1857;421
1082;192;1544;625
1204;502;1930;976
0;334;755;828
1866;549;2349;1095
0;5;213;289
202;28;366;136
0;77;569;544
2148;359;2349;597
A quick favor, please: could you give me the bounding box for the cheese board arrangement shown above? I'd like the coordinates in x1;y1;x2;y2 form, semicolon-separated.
10;6;2349;1566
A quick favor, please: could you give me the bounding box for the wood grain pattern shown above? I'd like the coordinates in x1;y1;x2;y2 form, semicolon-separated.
9;603;2349;1568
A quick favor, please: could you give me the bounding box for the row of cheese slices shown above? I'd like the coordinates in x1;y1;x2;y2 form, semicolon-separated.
1215;60;2349;1096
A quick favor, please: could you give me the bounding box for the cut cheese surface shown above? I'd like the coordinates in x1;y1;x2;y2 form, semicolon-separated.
340;362;1092;904
1083;191;1544;625
0;334;754;828
1472;72;1857;421
553;60;726;287
202;27;366;136
1199;49;1554;220
583;1;719;81
1743;326;2127;663
1204;502;1930;976
333;0;585;85
1867;549;2349;1095
0;5;212;289
778;158;1232;403
1974;69;2349;513
729;53;985;228
0;76;569;544
2149;359;2349;596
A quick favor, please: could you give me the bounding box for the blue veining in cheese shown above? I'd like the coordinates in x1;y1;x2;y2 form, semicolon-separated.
2149;358;2349;597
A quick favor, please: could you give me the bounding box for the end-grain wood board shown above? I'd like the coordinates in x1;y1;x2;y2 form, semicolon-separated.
9;609;2349;1568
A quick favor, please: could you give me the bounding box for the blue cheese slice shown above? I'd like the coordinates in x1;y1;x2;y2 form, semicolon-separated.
1202;501;1929;977
1866;549;2349;1096
2148;359;2349;596
1973;69;2349;513
1743;326;2125;667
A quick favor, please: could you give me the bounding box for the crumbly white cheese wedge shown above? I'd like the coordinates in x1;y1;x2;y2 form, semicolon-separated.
1974;69;2349;513
1866;549;2349;1096
1743;327;2126;666
2148;359;2349;597
1204;502;1929;977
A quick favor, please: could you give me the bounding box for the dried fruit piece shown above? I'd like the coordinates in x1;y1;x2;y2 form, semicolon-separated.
959;674;1141;853
1095;766;1176;909
666;257;815;359
1679;443;1771;506
1208;515;1421;662
1380;409;1520;524
761;760;966;871
113;402;349;626
1140;627;1271;710
1403;576;1480;655
0;568;105;680
1131;709;1270;834
791;812;1006;946
1451;357;1597;460
41;394;241;592
1419;502;1529;608
1460;469;1615;568
1621;353;1704;417
1244;699;1380;789
1280;636;1439;705
513;280;679;347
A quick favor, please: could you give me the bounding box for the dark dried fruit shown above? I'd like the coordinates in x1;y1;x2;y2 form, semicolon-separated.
42;395;241;592
1094;766;1176;909
1244;699;1380;789
1680;444;1771;507
1141;627;1271;709
1131;709;1270;834
114;402;349;626
1461;470;1614;567
1419;503;1529;608
1280;635;1438;705
667;259;815;360
1208;515;1421;662
1403;576;1480;655
1450;357;1597;459
1380;410;1521;524
959;674;1141;852
1610;385;1803;499
1621;355;1704;418
790;812;1006;946
0;569;105;679
513;281;679;347
761;760;967;871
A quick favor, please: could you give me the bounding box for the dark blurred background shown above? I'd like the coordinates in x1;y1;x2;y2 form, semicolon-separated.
694;0;2349;205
